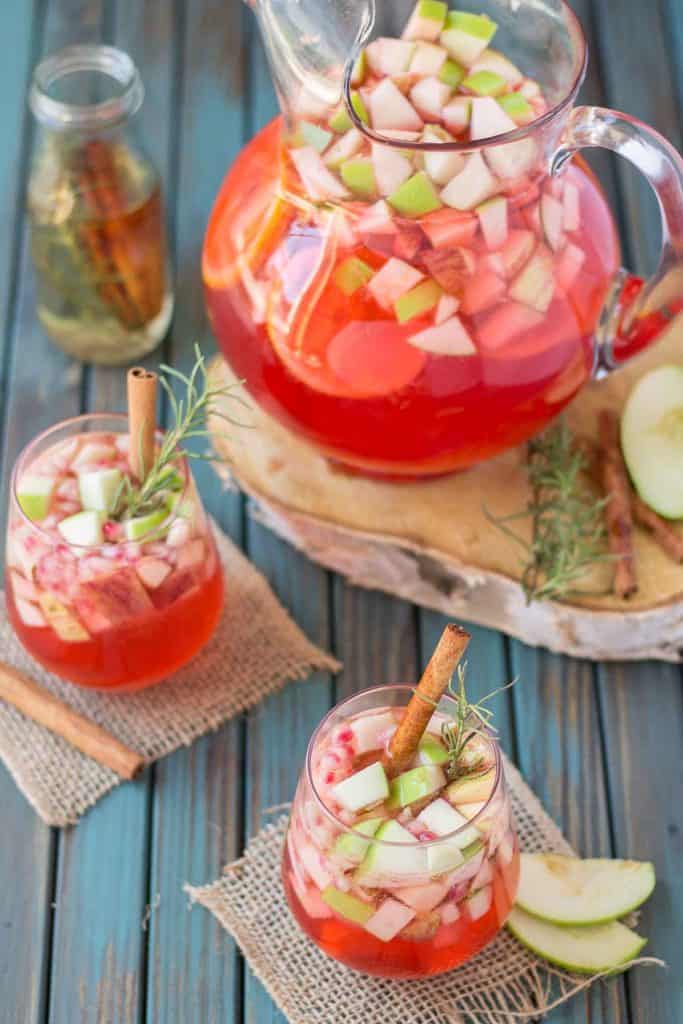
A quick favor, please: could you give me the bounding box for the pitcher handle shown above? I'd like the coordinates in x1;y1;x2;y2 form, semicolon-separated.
551;106;683;374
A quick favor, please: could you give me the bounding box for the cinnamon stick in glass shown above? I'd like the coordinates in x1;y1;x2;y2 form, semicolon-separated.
386;623;470;776
127;366;157;480
0;661;144;779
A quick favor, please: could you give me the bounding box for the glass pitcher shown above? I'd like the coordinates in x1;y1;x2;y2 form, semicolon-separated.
203;0;683;478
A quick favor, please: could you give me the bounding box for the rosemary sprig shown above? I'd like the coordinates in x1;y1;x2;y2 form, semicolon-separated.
485;419;611;603
114;344;249;520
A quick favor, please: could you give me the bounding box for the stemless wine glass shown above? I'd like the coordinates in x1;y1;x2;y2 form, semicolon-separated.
283;685;518;978
5;414;224;692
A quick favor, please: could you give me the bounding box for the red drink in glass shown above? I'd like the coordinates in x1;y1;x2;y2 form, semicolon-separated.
282;685;519;977
5;415;223;692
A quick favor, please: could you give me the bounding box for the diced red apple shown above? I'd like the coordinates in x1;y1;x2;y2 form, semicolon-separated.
421;208;478;247
289;147;350;201
73;566;153;633
409;41;448;76
422;125;465;186
555;242;586;292
408;315;476;355
461;269;506;315
540;192;565;252
369;78;424;133
476;196;508;250
442;96;471;135
135;557;172;590
509;244;555;312
501;229;535;278
324;128;364;169
14;597;47;628
393;224;425;262
366;38;416;77
402;0;448;42
421;245;475;292
371;143;413;197
470;48;523;86
477;301;545;352
441;151;497;210
410;76;453;122
367;257;424;310
434;293;460;324
563;181;581;231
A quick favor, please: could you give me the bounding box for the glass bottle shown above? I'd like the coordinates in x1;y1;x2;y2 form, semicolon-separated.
27;45;174;365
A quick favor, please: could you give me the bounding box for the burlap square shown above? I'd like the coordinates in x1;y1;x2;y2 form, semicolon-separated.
187;757;659;1024
0;525;340;826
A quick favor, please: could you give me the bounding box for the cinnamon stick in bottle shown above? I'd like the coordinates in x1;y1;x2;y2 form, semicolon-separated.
0;661;144;779
386;624;470;776
599;409;638;599
127;366;158;481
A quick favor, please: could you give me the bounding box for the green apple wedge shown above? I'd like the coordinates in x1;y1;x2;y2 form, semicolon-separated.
321;886;376;925
515;853;656;926
620;364;683;519
507;907;647;975
16;475;56;521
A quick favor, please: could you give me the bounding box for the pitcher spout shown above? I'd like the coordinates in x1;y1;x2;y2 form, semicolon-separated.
248;0;375;122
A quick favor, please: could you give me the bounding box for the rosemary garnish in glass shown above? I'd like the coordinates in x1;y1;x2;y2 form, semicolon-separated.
486;419;610;603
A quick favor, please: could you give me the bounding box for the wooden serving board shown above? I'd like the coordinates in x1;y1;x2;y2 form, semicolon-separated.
207;320;683;662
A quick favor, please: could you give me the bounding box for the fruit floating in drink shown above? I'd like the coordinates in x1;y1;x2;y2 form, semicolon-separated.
282;627;519;976
4;356;231;692
205;0;683;478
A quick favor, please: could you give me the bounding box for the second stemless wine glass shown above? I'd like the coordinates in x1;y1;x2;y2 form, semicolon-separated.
5;414;224;692
283;685;519;978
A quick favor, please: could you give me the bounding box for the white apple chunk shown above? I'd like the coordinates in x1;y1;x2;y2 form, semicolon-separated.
368;257;424;310
419;798;480;847
469;96;516;141
441;151;497;210
356;199;396;235
443;97;471;135
409;41;448;76
509;244;555;312
366;37;415;77
470;48;523;86
434;293;460;324
408;316;476;356
289;147;350;201
372;143;414;197
324;128;364;169
369;78;424;133
476;196;508;250
410;76;453;122
541;192;565;252
350;711;397;755
331;761;389;812
364;899;416;942
422;125;465;185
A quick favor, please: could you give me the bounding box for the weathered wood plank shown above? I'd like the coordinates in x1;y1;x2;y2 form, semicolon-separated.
596;662;683;1022
509;644;628;1023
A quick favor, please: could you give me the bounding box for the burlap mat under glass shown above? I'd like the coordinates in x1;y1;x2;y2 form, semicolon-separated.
188;756;658;1024
0;526;340;826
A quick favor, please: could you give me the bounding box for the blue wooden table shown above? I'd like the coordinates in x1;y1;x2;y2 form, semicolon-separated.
0;1;681;1021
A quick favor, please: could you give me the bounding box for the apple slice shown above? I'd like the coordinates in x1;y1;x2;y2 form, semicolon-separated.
329;91;369;133
58;510;104;547
417;735;449;766
501;229;535;278
289;146;350;201
135;557;172;590
402;0;448;42
333;256;375;296
365;898;416;942
366;37;415;77
621;364;683;518
351;49;366;86
355;819;428;884
74;566;153;633
395;879;450;913
471;48;523;87
409;41;448;76
442;96;471;134
498;92;535;125
409;316;476;356
124;505;170;541
422;125;465;186
439;58;466;89
321;886;376;925
410;76;453;122
462;70;507;97
394;279;442;323
334;818;385;864
16;475;56;522
476;196;508;250
324;128;364;169
516;854;656;926
340;158;377;199
350;710;397;754
440;11;497;66
78;467;122;515
447;768;496;805
367;257;424;310
371;143;413;197
469;96;517;140
388;171;442;217
507;908;647;975
331;761;389;812
461;269;506;316
387;764;445;809
466;884;492;920
509;244;555;313
541;192;565;252
441;151;497;210
369;78;424;133
419;798;480;848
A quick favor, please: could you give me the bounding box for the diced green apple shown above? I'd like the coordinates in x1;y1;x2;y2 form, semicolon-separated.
469;96;517;140
78;467;122;515
371;143;413;197
388;171;442;217
418;735;449;766
440;11;497;66
324;128;364;169
402;0;448;42
350;49;367;86
366;37;416;77
443;96;471;134
441;151;497;210
364;898;416;941
621;364;683;518
331;761;389;812
340;158;377;199
57;510;104;547
334;817;385;863
516;854;656;926
321;886;376;925
387;764;445;808
16;475;56;521
124;505;170;541
329;91;369;133
498;92;534;124
418;797;480;848
367;257;424;311
333;257;375;296
408;316;476;356
422;124;465;185
38;593;91;642
509;244;555;312
410;41;448;76
394;279;442;323
369;78;423;133
446;767;496;805
410;76;453;122
355;819;428;882
476;196;508;250
290;146;350;201
507;908;647;975
471;48;523;87
462;70;507;97
439;58;466;89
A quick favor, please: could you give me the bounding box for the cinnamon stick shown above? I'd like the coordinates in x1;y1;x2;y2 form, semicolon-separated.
599;410;638;599
0;661;144;779
127;366;158;480
386;624;470;776
631;493;683;563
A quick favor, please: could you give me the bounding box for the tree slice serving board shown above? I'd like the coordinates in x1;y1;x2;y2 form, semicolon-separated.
207;321;683;662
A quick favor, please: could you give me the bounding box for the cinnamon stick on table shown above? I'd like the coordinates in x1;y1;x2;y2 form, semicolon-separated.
386;624;470;776
599;410;638;599
127;366;158;481
0;661;144;779
631;493;683;563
